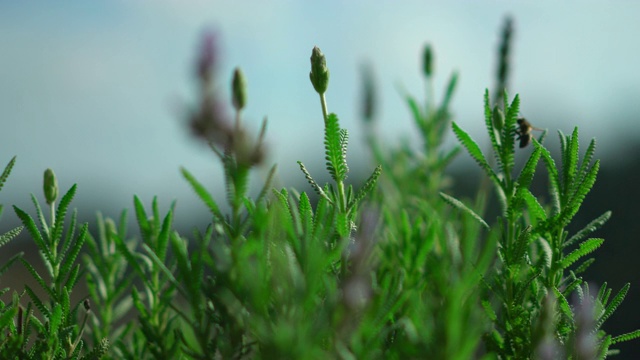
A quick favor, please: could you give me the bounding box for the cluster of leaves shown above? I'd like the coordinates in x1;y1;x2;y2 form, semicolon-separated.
0;17;638;359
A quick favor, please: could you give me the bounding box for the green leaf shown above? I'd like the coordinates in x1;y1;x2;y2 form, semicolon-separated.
324;113;348;182
558;160;599;228
597;283;630;330
553;287;572;320
564;211;611;248
500;93;519;171
536;140;561;215
298;161;333;204
0;226;23;248
451;121;498;183
483;90;501;167
612;329;640;344
298;192;314;234
562;127;580;198
0;156;16;193
52;184;77;244
347;165;382;213
561;238;604;269
516;146;541;191
256;164;277;205
440;192;489;230
573;258;595;275
180;167;227;225
20;258;56;301
59;223;88;282
578;138;596;180
24;284;50;318
522;189;546;227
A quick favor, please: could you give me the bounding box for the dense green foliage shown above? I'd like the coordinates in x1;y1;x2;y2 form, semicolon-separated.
0;18;639;359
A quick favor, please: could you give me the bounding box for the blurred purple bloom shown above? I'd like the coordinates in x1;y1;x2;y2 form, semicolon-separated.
196;30;218;82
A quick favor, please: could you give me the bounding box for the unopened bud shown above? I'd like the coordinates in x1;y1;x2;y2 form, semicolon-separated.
231;67;247;111
492;105;504;131
43;168;58;205
309;46;330;95
422;44;434;77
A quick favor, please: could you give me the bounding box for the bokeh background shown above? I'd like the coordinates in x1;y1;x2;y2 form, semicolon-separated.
2;1;640;357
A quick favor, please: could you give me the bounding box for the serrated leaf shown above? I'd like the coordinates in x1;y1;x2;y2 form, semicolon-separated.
0;156;16;193
483;90;502;167
451;121;498;183
52;184;77;244
597;283;630;330
297;161;332;204
536;141;561;215
348;165;382;213
0;226;23;248
440;192;489;230
561;238;604;269
562;127;580;198
180;167;227;226
522;189;546;228
564;211;610;248
500;93;519;171
59;223;88;282
612;329;640;344
516;146;541;191
324;113;348;182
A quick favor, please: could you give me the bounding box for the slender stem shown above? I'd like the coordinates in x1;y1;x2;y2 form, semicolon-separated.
319;93;329;125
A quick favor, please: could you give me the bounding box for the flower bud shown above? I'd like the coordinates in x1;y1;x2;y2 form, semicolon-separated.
43;168;58;205
231;67;247;111
422;44;434;77
309;46;330;95
492;105;504;131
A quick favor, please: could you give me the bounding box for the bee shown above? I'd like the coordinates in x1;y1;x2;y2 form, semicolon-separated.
516;117;543;148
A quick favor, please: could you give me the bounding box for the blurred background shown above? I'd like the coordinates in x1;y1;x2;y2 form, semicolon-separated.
2;1;640;357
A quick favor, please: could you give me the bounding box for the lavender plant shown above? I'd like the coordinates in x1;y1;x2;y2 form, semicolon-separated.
0;17;638;360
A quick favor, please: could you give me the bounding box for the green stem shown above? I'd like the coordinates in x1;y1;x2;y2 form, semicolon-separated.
319;93;329;125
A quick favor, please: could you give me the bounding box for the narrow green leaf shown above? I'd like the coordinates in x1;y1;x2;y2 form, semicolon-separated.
483;90;501;167
298;192;314;234
52;184;77;243
516;146;541;191
440;192;489;230
612;329;640;344
561;238;604;269
451;121;498;183
522;189;547;228
180;167;226;224
298;161;333;204
156;207;174;261
562;127;580;197
20;258;56;301
24;285;50;318
339;128;350;177
256;164;277;205
573;258;595;275
324;113;348;182
501;93;519;170
60;223;88;281
597;283;630;330
564;211;611;248
553;287;572;320
536;140;561;215
348;165;382;213
0;226;23;248
0;156;16;193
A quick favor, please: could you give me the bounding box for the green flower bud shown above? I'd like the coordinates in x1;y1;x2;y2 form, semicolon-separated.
422;44;434;77
492;105;504;131
309;46;330;95
43;168;58;205
231;67;247;111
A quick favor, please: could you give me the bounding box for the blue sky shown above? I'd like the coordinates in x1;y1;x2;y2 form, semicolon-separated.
2;1;640;227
